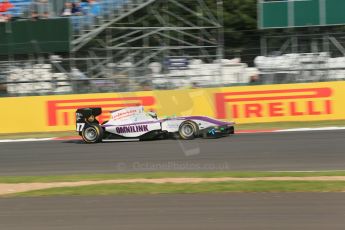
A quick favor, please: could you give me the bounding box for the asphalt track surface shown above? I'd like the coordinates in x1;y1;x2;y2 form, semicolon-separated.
1;193;345;230
0;130;345;176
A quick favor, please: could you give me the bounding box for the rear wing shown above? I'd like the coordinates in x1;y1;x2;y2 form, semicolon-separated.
75;108;102;132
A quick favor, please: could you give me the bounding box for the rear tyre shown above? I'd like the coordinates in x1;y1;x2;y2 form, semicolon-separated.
81;124;103;143
178;121;198;140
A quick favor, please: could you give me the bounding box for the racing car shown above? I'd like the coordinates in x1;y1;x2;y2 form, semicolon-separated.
76;106;235;143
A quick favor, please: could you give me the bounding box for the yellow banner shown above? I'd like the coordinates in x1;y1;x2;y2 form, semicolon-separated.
0;81;344;133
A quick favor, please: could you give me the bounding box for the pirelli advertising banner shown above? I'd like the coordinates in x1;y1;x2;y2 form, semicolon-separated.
0;81;344;133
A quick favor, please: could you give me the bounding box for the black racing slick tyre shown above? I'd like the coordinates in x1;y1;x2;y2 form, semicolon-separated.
178;121;199;140
81;124;103;143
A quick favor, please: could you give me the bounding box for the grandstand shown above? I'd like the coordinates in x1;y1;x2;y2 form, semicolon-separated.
1;0;345;97
0;0;229;96
257;0;345;84
255;52;345;84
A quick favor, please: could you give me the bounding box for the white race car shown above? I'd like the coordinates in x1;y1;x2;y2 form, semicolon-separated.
76;106;235;143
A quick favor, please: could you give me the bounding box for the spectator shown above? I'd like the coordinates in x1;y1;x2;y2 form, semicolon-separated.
249;74;260;85
30;0;50;19
80;0;90;15
0;84;6;96
0;0;13;12
0;84;7;96
191;82;199;89
80;0;90;7
0;14;8;22
71;2;83;16
0;0;14;22
61;2;72;16
89;0;101;17
138;81;152;91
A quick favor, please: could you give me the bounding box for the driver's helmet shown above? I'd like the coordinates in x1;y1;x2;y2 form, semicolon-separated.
147;111;158;119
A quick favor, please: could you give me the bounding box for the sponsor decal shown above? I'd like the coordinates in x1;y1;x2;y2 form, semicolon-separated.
215;88;333;119
47;96;155;126
2;82;344;134
112;109;140;120
116;125;149;134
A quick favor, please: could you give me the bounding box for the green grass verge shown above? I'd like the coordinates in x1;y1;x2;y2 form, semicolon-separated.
1;171;345;184
1;120;345;139
11;181;345;197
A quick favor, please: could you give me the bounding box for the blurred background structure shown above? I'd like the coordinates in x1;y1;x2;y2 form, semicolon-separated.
1;0;345;97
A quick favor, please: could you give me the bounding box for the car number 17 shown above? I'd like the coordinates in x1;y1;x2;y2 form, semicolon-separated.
76;123;85;132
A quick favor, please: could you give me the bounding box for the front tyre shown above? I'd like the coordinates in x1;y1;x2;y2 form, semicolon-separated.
81;124;103;143
178;121;198;140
